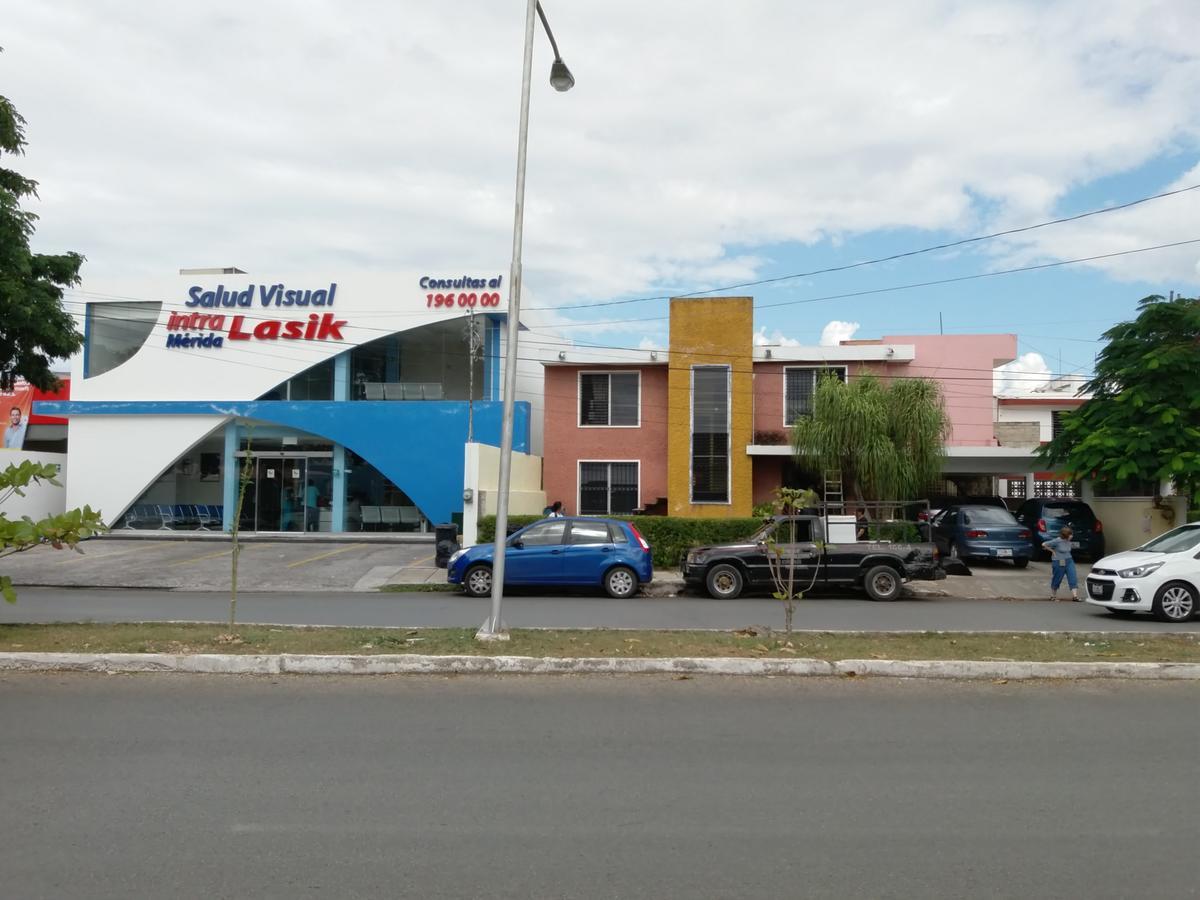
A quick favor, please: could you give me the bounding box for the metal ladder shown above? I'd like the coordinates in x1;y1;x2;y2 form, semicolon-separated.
823;470;845;513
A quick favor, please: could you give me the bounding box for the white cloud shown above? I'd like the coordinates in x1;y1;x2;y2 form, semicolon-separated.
820;320;861;346
637;336;664;351
992;162;1200;286
994;352;1052;395
753;327;801;347
6;0;1200;314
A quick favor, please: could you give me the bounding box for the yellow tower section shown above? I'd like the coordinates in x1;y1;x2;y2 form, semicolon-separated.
666;297;754;517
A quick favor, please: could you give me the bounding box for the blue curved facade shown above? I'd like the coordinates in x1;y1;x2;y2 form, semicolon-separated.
39;398;529;529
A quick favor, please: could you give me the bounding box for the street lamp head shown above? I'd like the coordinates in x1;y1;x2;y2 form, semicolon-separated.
549;59;575;92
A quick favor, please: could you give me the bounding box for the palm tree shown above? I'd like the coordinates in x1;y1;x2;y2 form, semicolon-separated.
790;373;949;503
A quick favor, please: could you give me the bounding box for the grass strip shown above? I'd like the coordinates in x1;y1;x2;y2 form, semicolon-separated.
1;623;1198;663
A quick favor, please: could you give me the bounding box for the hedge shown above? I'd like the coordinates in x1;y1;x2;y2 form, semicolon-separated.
476;515;764;568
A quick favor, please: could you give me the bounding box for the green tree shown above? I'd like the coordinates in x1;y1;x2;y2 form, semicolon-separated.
1;460;105;602
790;373;950;502
1039;295;1200;500
0;82;105;602
762;486;821;634
1;83;85;391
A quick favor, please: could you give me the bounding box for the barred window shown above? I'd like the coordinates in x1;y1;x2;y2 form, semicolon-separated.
579;372;639;426
784;366;847;424
692;366;730;503
579;462;639;515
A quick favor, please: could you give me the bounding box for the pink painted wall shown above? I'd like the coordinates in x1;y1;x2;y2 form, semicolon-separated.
879;334;1016;446
541;365;669;515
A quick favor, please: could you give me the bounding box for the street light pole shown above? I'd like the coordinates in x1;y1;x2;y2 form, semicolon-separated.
477;1;573;640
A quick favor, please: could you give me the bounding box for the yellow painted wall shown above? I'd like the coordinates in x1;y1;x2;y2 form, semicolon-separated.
666;297;754;517
1087;496;1188;554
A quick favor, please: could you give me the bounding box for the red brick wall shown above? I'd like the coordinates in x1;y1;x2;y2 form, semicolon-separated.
541;365;669;514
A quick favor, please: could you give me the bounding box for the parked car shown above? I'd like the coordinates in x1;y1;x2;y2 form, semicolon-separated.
448;517;653;599
682;514;946;602
1084;523;1200;622
1014;498;1105;560
929;504;1033;567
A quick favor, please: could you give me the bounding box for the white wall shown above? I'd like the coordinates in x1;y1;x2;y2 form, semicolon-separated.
65;270;515;522
0;450;68;521
462;441;545;547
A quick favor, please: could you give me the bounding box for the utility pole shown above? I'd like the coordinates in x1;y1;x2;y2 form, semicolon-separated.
476;1;574;641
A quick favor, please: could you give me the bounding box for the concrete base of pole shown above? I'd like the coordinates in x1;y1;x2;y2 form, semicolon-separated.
475;618;510;641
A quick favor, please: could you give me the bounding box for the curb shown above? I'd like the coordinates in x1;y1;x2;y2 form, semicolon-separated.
3;652;1200;680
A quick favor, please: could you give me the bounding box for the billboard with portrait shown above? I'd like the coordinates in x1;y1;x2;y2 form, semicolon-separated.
1;381;35;450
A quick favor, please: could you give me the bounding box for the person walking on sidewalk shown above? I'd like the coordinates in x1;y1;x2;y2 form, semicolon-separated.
1044;526;1078;601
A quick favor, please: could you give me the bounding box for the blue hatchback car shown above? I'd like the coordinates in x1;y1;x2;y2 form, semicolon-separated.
930;504;1033;568
448;517;654;599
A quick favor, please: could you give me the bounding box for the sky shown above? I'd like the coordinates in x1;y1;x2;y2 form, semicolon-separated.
6;0;1200;394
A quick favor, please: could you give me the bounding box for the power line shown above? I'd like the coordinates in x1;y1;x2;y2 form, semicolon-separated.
523;183;1200;311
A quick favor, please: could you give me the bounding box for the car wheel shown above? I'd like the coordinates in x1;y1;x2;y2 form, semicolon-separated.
604;566;639;599
1152;581;1197;623
463;564;492;598
705;563;744;600
863;564;903;601
1013;557;1029;569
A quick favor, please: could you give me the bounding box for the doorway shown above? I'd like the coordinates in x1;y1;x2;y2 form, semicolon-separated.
255;457;308;532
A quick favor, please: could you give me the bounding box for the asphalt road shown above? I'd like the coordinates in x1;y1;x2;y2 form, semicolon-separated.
2;585;1196;632
2;674;1198;899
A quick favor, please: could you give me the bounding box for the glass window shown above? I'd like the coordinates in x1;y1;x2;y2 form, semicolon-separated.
569;521;613;544
1051;410;1068;440
516;520;566;546
260;357;335;401
579;462;639;515
962;507;1018;526
784;366;846;425
775;519;814;543
691;366;729;503
579;372;639;426
1043;503;1093;522
85;301;161;377
1138;526;1200;554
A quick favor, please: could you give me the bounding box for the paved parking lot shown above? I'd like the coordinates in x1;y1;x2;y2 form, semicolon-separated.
4;537;437;592
6;536;1089;598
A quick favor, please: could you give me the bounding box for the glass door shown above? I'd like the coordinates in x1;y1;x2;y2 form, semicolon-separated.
255;457;308;532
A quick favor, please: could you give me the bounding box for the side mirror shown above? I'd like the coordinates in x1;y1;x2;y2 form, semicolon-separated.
508;538;524;550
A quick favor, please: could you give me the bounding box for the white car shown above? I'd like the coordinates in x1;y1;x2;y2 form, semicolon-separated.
1084;524;1200;622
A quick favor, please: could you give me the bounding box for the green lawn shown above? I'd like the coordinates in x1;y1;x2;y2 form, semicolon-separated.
1;623;1197;663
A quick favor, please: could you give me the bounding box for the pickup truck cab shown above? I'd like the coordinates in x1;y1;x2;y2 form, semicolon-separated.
682;515;946;601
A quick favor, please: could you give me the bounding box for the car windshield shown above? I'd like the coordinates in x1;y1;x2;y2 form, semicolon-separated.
960;507;1018;526
1137;526;1200;554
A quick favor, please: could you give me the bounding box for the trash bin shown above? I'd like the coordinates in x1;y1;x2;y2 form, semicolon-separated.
434;523;460;568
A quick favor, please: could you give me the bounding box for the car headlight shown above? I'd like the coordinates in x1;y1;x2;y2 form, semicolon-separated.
448;549;466;566
1118;562;1163;578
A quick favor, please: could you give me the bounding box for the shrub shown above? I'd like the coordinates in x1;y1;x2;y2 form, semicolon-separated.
475;515;765;568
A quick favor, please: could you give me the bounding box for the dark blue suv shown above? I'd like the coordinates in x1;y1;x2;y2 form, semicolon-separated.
1014;498;1105;560
448;517;654;598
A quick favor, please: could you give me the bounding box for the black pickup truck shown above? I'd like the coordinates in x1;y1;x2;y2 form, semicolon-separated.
681;515;947;601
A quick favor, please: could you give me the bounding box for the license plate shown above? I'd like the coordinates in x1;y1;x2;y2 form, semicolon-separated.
1071;542;1081;549
1089;584;1103;596
996;548;1012;557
